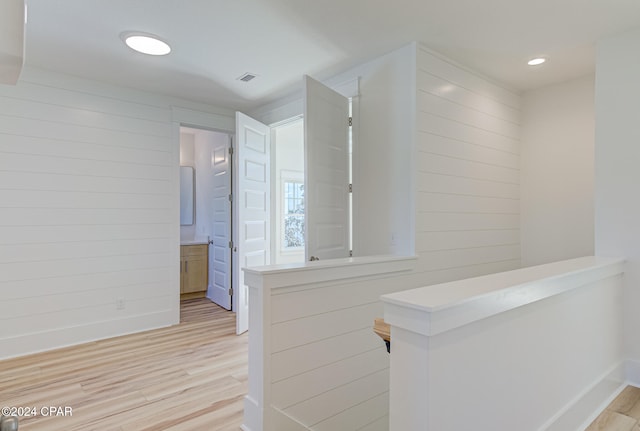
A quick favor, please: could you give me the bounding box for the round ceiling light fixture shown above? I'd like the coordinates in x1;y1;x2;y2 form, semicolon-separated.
527;57;546;66
122;32;171;56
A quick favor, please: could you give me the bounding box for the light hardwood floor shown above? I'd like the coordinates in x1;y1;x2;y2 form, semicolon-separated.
587;386;640;431
0;298;247;431
10;300;632;431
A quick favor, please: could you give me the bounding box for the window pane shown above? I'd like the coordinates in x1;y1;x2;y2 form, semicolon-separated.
283;180;305;249
284;215;305;248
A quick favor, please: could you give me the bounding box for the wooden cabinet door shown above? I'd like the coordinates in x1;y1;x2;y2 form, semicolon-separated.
180;245;208;295
183;254;207;293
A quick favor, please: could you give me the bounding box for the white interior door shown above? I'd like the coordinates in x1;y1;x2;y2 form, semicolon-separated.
235;112;270;334
304;75;350;261
207;134;232;310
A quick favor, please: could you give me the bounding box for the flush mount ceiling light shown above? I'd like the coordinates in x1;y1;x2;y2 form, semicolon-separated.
121;32;171;56
527;57;546;66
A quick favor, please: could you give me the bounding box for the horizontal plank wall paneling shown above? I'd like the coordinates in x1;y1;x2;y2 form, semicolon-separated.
417;151;519;183
244;257;416;431
0;67;233;359
418;172;519;199
415;45;522;272
245;44;522;431
415;50;521;109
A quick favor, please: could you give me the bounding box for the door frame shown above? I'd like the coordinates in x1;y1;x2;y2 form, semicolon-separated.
171;75;359;323
175;120;235;317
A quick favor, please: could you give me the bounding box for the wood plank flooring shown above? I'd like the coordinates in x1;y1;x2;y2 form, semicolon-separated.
0;299;247;431
587;386;640;431
6;299;633;431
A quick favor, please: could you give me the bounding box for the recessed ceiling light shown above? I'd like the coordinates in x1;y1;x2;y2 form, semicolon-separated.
527;57;546;66
121;32;171;56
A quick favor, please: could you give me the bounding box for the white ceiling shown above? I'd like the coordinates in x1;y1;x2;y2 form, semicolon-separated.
24;0;640;110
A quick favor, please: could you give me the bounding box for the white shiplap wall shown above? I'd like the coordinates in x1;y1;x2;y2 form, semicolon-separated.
415;46;521;278
244;258;415;431
246;45;522;431
0;68;232;359
272;290;391;430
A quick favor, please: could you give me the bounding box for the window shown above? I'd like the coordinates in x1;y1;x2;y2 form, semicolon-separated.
283;180;305;249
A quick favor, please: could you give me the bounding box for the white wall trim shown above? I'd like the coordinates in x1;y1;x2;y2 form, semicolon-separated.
0;310;174;361
171;106;234;133
542;362;625;431
383;256;624;336
417;42;521;97
244;255;416;291
242;395;262;431
271;407;309;431
543;359;640;431
624;359;640;387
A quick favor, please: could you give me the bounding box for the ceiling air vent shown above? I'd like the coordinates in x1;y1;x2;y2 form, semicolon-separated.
237;73;257;82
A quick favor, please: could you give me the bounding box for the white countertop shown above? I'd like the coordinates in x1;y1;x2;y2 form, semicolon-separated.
381;256;624;336
180;239;209;246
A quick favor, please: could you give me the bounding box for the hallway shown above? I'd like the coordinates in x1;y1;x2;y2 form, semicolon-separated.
0;299;246;430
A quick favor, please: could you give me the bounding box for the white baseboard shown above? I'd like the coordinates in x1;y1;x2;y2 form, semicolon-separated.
242;395;261;431
0;310;176;361
270;407;309;431
541;362;625;431
624;359;640;387
244;362;634;431
242;395;310;431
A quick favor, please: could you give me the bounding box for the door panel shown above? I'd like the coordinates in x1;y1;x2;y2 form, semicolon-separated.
304;75;350;261
235;112;270;334
207;135;232;310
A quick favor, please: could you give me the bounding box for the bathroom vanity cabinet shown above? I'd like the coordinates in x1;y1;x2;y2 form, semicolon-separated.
180;244;208;298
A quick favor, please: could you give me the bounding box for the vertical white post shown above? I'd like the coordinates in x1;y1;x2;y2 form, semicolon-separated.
242;271;271;431
388;328;431;430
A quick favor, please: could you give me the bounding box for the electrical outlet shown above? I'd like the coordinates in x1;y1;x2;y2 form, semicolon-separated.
116;298;125;310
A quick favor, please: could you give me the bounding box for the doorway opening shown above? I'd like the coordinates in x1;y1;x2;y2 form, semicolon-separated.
179;126;234;319
269;96;354;266
175;76;354;334
271;117;306;265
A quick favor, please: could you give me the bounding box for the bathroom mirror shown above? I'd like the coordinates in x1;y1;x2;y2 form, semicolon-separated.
180;166;195;225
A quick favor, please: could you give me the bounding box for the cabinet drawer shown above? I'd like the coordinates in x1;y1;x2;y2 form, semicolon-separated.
181;244;208;257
